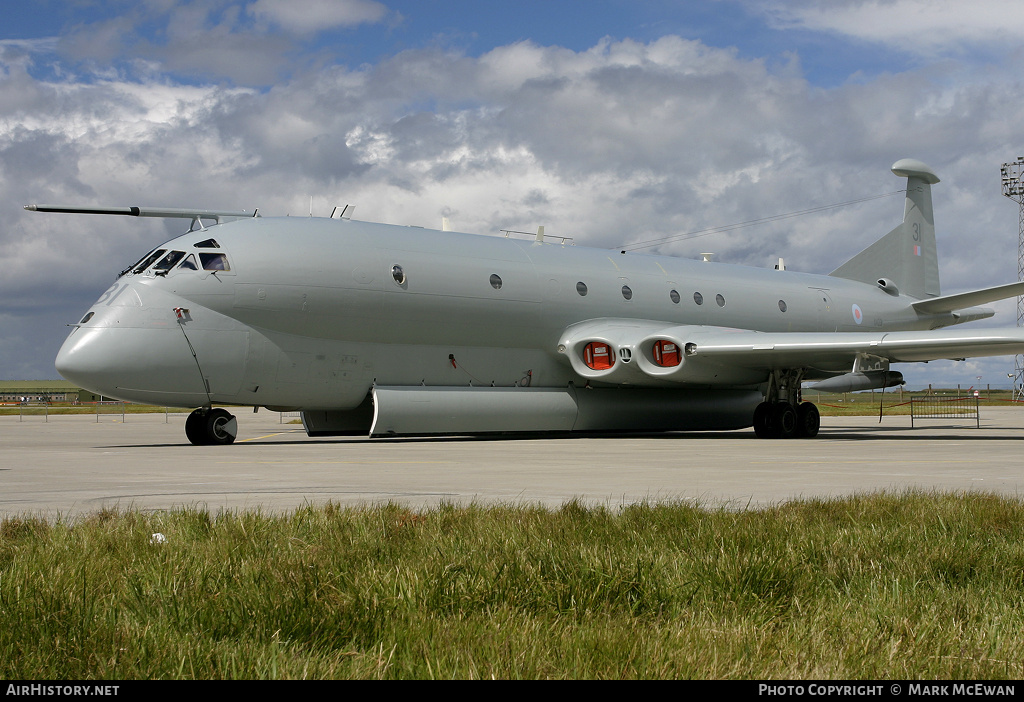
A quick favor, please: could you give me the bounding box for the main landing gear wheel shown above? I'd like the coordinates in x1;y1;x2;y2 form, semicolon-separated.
774;403;798;439
796;402;820;438
752;401;820;439
185;408;238;445
753;402;776;438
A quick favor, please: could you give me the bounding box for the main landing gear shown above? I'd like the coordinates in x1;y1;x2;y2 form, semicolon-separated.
185;407;238;445
753;369;820;439
752;401;819;439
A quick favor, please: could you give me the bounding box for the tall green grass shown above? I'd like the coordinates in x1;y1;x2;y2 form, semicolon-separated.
2;492;1023;679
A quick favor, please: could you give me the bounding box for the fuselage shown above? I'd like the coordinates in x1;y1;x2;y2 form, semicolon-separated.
55;216;954;410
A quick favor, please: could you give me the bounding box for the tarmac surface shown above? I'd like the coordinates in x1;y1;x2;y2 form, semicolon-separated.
2;407;1024;519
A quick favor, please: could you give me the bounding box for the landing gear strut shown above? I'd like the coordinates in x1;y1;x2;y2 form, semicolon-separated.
185;407;238;445
753;369;820;439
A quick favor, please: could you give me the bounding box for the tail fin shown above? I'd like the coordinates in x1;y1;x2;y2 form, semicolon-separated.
829;159;941;299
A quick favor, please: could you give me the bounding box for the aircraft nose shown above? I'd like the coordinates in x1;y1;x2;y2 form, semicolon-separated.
55;306;209;406
55;327;111;392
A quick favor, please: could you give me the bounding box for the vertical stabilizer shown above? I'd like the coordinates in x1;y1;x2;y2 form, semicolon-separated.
829;159;941;299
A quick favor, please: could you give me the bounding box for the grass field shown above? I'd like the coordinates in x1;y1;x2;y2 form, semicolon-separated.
2;492;1023;679
808;389;1021;416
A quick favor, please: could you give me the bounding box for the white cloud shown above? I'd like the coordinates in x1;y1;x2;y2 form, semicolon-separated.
756;0;1024;55
3;28;1024;386
248;0;388;34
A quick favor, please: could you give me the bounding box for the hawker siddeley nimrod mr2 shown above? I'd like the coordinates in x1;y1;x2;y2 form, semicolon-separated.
31;159;1024;444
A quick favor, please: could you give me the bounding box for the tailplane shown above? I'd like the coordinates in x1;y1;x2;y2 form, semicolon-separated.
829;159;941;300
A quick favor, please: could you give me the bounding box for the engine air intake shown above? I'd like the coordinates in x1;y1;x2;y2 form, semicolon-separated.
583;342;615;370
651;340;681;367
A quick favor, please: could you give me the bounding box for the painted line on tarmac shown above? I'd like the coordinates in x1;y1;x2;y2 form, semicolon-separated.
239;430;304;442
217;459;454;465
751;459;986;465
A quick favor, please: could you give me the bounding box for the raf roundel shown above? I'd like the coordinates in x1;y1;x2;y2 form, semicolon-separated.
851;304;863;325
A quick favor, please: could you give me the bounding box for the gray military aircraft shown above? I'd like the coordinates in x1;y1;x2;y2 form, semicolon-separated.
28;159;1024;444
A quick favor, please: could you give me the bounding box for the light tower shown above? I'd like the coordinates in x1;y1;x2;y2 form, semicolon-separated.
1000;157;1024;399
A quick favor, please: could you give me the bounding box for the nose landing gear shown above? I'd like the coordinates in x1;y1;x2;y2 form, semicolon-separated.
185;407;238;445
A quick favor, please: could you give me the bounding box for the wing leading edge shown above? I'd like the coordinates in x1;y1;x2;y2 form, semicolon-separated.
682;327;1024;367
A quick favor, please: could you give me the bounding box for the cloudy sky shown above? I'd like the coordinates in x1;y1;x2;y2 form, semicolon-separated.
3;0;1024;390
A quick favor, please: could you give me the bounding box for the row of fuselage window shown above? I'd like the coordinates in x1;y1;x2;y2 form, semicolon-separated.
397;266;790;312
133;255;790;315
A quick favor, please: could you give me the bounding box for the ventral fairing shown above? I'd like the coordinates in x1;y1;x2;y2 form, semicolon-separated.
30;159;1024;444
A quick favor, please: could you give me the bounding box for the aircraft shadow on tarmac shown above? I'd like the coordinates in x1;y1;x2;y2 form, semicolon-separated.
99;424;1024;450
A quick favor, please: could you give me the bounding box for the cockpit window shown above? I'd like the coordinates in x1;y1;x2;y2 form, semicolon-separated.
153;250;186;273
199;252;230;271
178;254;198;270
193;238;221;248
124;249;157;275
132;249;167;275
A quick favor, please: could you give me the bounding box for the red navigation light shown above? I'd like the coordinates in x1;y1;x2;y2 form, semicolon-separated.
651;340;681;367
582;342;615;370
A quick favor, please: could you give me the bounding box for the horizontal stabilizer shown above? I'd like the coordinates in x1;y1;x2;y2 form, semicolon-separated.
912;281;1024;315
24;204;257;224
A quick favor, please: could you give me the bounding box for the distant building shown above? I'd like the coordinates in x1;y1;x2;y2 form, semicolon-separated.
0;380;100;403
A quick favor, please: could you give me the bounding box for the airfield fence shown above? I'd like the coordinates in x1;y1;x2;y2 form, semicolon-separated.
9;402;302;426
12;401;185;423
910;396;980;428
93;401;127;423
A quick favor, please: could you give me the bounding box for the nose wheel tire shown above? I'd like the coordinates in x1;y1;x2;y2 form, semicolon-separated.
185;408;238;445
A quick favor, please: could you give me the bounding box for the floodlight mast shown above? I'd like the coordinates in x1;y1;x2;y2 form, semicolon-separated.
1000;156;1024;400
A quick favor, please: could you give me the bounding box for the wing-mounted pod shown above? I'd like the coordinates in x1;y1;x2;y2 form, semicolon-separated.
808;353;905;393
557;318;670;385
635;326;771;386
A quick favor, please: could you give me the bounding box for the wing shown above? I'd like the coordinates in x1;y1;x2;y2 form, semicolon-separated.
558;319;1024;387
